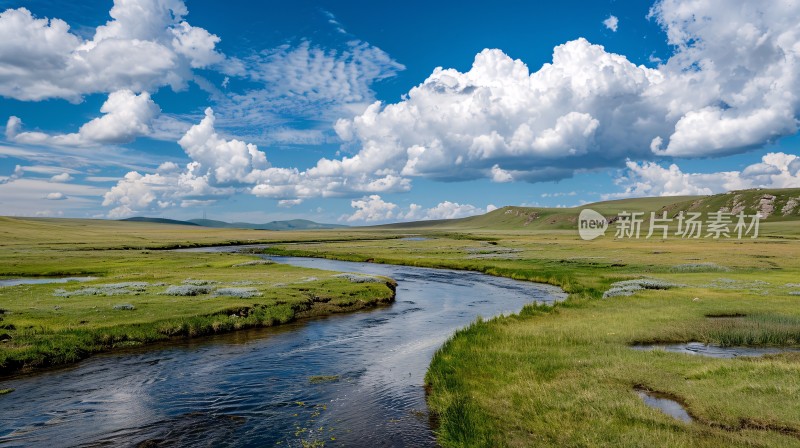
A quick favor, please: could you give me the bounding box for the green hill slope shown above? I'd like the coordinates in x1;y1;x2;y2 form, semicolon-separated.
379;188;800;231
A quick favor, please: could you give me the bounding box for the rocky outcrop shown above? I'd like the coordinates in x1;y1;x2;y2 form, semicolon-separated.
758;194;776;218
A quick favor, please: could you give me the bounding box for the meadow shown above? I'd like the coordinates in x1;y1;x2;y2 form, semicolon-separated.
263;215;800;447
2;189;800;447
0;217;397;375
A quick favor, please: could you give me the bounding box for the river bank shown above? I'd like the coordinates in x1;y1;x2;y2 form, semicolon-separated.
263;228;800;447
0;256;562;446
0;242;396;376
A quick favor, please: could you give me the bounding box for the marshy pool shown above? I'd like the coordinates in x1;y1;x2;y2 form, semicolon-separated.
0;277;96;288
0;254;565;447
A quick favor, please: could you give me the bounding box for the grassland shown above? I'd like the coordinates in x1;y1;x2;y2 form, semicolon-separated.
2;189;800;446
261;193;800;447
0;217;397;375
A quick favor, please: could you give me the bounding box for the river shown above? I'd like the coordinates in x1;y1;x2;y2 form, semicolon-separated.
0;255;565;447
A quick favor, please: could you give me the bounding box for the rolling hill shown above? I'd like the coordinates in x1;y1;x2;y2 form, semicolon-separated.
377;188;800;231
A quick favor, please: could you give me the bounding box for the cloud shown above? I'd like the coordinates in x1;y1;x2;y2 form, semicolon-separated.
342;195;495;223
7;90;160;146
408;201;486;220
45;192;66;200
345;194;397;222
0;1;224;102
333;39;662;184
278;198;303;207
0;177;105;216
216;40;405;132
328;1;800;186
103;107;412;217
99;1;800;218
50;172;73;182
322;10;347;35
603;15;619;32
0;164;23;184
102;163;234;219
177;108;270;185
606;152;800;199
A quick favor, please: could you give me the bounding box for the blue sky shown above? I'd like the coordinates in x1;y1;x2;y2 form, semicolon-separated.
0;0;798;223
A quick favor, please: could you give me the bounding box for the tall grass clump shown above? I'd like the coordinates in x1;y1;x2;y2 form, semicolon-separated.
699;314;800;347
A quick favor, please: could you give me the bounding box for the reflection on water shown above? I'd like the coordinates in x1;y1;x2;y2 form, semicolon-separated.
636;389;693;423
0;255;564;447
0;277;96;288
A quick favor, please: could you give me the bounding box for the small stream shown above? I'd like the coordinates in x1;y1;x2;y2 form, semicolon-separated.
0;277;96;288
0;254;565;447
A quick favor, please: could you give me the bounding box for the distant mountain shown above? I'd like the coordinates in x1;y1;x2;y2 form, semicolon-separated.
121;217;347;230
121;217;200;226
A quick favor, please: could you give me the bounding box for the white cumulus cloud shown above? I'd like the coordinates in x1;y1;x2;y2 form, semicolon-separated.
0;1;224;102
603;15;619;32
44;191;66;200
50;172;73;182
7;90;160;146
607;152;800;199
343;196;496;223
346;195;397;222
329;1;800;186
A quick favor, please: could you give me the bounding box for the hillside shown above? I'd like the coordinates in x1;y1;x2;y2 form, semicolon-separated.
378;188;800;231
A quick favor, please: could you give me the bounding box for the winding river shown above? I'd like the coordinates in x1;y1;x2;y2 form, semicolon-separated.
0;255;565;447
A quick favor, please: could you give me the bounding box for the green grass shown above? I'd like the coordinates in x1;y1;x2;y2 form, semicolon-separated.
3;188;800;445
0;218;397;375
262;217;800;447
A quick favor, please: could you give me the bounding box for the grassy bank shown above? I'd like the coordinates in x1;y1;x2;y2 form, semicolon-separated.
263;224;800;447
0;218;396;376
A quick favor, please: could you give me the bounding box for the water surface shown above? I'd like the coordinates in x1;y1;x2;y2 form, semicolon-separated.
0;255;564;447
636;389;693;423
0;277;96;288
